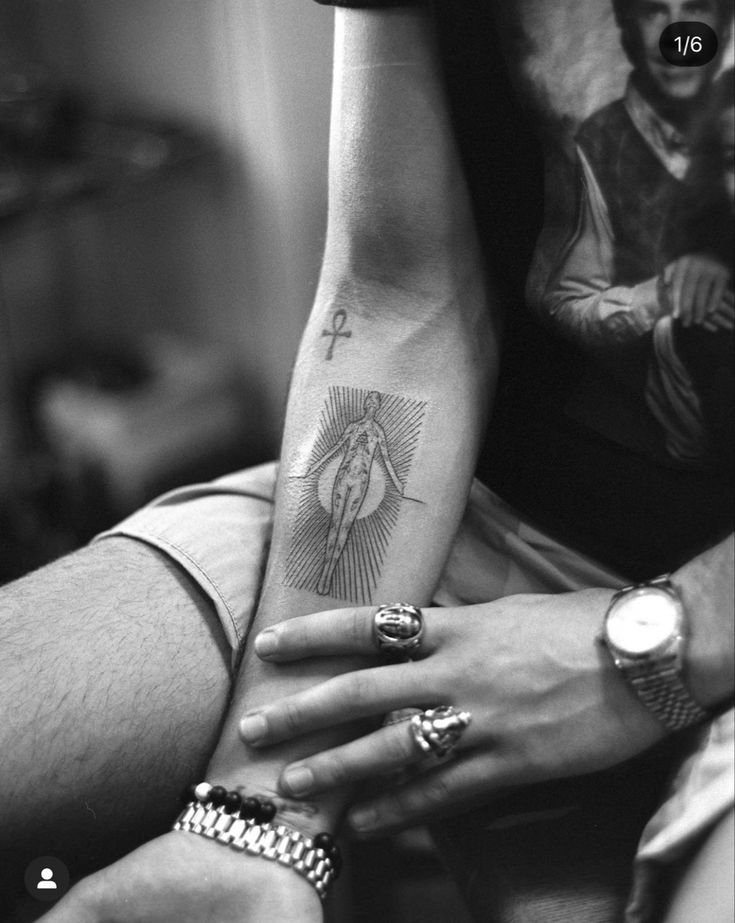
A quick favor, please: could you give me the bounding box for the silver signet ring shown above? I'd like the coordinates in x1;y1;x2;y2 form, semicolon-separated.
373;604;424;660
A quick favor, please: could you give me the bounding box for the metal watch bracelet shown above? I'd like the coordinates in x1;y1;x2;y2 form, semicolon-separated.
623;650;710;731
173;801;339;899
605;575;711;732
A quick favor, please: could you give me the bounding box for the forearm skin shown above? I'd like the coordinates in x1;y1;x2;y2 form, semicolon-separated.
205;6;496;838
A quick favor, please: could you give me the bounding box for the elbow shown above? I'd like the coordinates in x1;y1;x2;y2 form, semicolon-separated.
323;169;482;303
322;222;486;319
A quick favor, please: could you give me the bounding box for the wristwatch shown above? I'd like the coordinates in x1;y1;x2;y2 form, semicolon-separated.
600;575;710;732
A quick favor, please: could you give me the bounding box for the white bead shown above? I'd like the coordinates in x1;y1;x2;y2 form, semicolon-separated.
194;782;213;802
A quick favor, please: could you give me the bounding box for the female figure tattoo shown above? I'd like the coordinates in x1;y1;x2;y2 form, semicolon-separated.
286;386;425;603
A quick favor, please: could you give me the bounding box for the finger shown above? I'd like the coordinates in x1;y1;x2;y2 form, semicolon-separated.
347;752;500;835
678;259;697;325
254;607;375;660
702;300;735;330
707;275;728;320
702;308;734;331
279;710;478;797
278;719;431;797
240;663;432;746
254;606;440;662
693;272;715;325
668;258;686;319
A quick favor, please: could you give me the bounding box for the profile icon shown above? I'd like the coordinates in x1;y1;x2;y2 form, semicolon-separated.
24;856;69;902
37;867;58;890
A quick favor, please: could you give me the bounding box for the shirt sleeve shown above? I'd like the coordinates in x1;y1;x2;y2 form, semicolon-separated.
540;146;666;353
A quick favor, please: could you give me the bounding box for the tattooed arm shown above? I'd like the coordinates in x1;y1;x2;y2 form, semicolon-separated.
45;7;496;923
204;1;495;830
303;429;350;476
375;426;404;495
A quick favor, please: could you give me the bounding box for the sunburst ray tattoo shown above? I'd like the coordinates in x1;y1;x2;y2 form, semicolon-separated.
285;386;426;603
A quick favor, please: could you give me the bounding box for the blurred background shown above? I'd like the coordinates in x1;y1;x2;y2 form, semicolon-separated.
0;2;471;919
1;0;332;582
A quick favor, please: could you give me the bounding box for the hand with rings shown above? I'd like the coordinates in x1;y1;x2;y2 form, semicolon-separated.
239;592;667;835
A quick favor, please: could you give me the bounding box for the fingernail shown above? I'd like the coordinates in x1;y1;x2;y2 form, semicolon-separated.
240;712;268;743
255;629;278;658
349;806;378;832
281;765;313;796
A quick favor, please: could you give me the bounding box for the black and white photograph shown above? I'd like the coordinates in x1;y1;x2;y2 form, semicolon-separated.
1;2;733;921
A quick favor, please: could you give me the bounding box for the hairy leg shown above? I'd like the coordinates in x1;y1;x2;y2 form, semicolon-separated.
662;810;735;923
0;538;232;899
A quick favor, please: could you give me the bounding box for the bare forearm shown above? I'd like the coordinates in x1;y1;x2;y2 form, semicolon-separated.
205;6;495;834
324;8;485;297
206;292;492;810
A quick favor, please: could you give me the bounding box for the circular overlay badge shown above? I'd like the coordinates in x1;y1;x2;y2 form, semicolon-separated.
659;22;718;67
24;856;71;903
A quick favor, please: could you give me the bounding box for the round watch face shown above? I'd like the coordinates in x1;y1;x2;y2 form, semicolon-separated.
606;587;681;656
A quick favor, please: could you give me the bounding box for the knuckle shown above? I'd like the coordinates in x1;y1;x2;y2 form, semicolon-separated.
324;750;352;787
381;789;409;820
293;616;311;647
275;616;306;655
280;699;304;737
383;728;412;765
421;776;451;808
350;670;377;706
349;609;369;648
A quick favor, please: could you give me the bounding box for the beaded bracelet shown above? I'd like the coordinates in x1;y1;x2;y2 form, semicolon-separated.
181;782;278;823
174;783;342;900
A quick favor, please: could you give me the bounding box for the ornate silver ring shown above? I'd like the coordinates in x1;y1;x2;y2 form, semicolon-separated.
373;604;424;660
410;706;472;758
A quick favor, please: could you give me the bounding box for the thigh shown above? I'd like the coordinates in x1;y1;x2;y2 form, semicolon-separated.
0;538;232;888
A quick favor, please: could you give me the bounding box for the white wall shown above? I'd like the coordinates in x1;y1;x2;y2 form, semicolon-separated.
19;0;335;452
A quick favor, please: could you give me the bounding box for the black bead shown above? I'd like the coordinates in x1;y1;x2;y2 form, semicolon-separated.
314;832;334;852
224;791;242;814
256;799;277;823
209;785;227;806
180;783;197;804
240;797;261;819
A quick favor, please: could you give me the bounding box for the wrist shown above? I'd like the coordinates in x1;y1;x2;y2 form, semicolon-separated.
173;793;342;903
672;568;735;710
656;273;673;315
196;764;344;837
599;576;712;732
178;831;324;920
